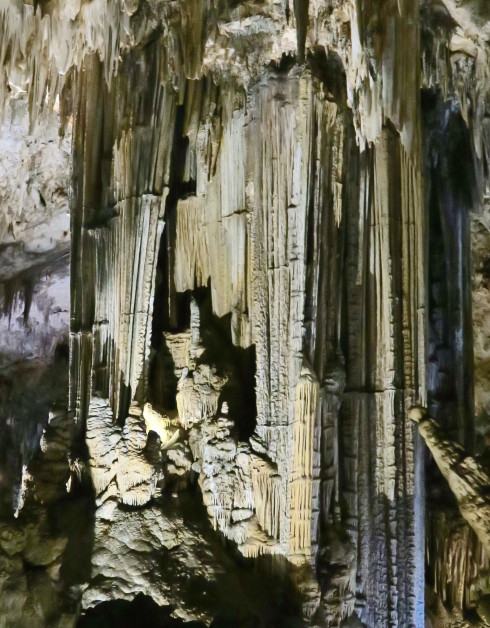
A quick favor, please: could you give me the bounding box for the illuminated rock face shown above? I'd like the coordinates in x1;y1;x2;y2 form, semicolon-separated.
0;1;489;626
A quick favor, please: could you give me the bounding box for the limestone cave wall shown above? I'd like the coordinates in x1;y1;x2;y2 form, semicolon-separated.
0;1;489;626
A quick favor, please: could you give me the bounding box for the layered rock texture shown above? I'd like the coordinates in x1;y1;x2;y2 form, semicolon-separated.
0;0;489;626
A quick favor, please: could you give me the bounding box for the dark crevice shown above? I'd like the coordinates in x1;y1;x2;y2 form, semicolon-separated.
149;98;196;409
423;89;475;447
151;101;195;346
423;88;480;619
293;0;309;64
193;284;258;441
155;488;306;627
150;280;258;438
306;48;347;107
78;594;206;628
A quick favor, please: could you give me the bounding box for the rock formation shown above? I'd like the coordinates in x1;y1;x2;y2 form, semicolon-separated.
411;407;490;554
0;0;489;626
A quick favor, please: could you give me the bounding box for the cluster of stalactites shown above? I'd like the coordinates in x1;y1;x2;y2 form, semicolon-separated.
0;0;298;130
420;0;490;183
2;0;488;179
0;0;142;126
289;366;319;562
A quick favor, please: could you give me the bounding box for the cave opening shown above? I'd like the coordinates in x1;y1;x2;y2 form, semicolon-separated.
77;594;206;628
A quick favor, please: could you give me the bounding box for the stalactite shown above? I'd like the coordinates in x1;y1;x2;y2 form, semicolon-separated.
2;0;490;624
250;456;282;542
70;43;175;425
289;365;319;562
427;508;490;613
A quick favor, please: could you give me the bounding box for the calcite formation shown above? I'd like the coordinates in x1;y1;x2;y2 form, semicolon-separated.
411;407;490;552
0;0;489;626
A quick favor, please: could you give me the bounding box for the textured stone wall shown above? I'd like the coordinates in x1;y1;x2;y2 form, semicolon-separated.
0;0;489;626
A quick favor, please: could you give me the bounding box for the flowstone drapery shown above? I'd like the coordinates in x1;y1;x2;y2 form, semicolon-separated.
0;0;489;626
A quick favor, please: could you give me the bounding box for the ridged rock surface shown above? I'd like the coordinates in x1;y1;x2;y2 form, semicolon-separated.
0;0;489;626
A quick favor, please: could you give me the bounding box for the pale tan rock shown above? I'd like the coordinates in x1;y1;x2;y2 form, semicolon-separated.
116;404;163;507
142;402;178;446
416;414;490;554
2;0;490;625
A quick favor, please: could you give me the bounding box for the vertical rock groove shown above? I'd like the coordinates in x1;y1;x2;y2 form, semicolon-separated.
0;0;489;626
